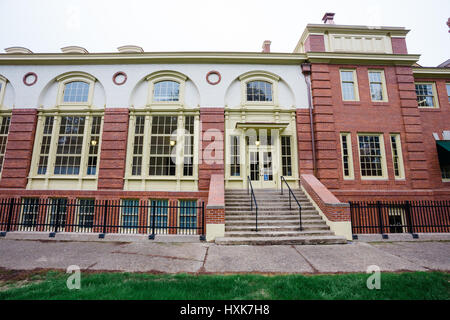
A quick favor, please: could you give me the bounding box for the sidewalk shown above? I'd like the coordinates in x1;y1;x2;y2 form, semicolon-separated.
0;235;449;274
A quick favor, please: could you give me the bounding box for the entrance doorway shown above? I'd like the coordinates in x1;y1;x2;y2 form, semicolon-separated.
248;145;276;189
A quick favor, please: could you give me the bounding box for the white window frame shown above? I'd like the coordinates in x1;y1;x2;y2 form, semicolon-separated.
389;134;405;180
357;133;388;180
368;69;388;102
415;82;439;109
446;83;450;104
28;112;104;189
124;111;200;189
340;69;360;101
146;71;187;109
56;72;96;109
239;70;279;107
0;114;11;174
340;133;354;180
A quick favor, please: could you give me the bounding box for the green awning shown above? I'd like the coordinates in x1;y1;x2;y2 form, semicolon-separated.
436;140;450;166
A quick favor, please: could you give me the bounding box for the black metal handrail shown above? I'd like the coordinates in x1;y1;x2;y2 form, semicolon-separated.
247;176;259;232
280;176;302;231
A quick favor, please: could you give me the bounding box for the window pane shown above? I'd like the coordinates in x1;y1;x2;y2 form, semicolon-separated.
342;82;355;100
415;84;435;107
149;116;176;176
230;135;240;176
0;116;11;173
63;81;90;103
281;136;292;176
153;81;180;102
179;200;197;231
359;135;383;177
54;116;85;175
246;81;273;102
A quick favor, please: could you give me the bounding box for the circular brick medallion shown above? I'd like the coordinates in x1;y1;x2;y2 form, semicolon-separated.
113;71;127;85
206;71;221;85
23;72;38;86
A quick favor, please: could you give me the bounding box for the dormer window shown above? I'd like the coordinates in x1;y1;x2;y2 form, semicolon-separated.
246;81;273;102
153;80;180;102
63;81;90;103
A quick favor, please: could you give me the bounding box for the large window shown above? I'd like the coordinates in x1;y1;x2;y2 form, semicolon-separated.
179;200;197;231
246;81;273;102
121;199;139;230
340;70;359;101
56;72;95;107
368;70;388;102
0;115;11;173
127;114;197;179
415;83;438;108
358;134;386;178
34;115;102;177
149;116;177;176
150;199;168;229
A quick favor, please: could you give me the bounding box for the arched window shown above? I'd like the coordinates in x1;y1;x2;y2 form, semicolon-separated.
238;70;280;106
153;80;180;102
63;81;90;103
246;80;273;102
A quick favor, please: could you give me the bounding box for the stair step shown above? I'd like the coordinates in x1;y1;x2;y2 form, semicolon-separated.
225;225;330;232
215;235;348;245
226;220;325;227
225;210;318;215
225;214;320;220
225;230;335;238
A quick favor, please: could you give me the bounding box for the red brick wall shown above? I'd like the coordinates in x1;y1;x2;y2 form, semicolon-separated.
205;174;225;224
199;108;224;191
296;109;314;175
306;64;442;194
304;35;326;52
391;37;408;54
97;108;129;190
0;109;37;189
300;174;350;222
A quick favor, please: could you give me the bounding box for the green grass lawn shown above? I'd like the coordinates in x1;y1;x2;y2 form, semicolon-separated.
0;269;448;300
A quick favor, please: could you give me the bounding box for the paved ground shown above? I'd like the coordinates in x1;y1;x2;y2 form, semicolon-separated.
0;235;449;274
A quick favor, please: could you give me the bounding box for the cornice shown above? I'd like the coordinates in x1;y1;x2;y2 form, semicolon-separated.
0;52;308;65
412;67;450;78
306;52;420;66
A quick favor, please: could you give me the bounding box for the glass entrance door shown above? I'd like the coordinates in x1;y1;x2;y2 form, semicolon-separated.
248;146;276;189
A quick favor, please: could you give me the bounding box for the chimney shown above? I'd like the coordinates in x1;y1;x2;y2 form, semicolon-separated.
322;12;335;24
262;40;271;53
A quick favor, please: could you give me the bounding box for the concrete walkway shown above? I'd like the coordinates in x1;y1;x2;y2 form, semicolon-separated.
0;235;449;274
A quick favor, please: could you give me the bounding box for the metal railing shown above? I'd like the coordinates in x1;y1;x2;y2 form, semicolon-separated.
280;176;302;231
350;200;450;238
247;176;259;232
0;198;206;240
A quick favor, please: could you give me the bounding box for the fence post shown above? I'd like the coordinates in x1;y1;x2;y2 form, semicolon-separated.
50;199;61;237
376;201;388;239
6;198;16;233
404;201;418;239
349;202;358;240
149;201;156;240
200;201;206;241
99;200;108;239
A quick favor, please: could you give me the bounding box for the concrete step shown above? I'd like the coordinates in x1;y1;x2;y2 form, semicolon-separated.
225;209;318;215
225;206;314;212
225;214;321;221
225;230;335;238
225;224;330;232
225;219;326;227
215;235;348;245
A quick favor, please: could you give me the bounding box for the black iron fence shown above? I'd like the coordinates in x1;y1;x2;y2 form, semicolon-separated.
350;200;450;237
0;198;205;240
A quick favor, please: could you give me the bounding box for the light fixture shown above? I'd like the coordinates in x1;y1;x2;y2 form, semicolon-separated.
91;140;97;146
255;140;260;147
170;140;176;146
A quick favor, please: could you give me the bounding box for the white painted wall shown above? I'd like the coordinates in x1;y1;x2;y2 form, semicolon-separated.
0;63;309;109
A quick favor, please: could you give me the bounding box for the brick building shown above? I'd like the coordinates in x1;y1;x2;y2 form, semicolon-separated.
0;14;449;242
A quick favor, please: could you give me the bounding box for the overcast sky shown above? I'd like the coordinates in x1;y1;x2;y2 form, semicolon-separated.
0;0;449;66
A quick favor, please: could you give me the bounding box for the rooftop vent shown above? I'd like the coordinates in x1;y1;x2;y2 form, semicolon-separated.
322;12;335;24
117;45;144;53
4;47;33;54
61;46;89;54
